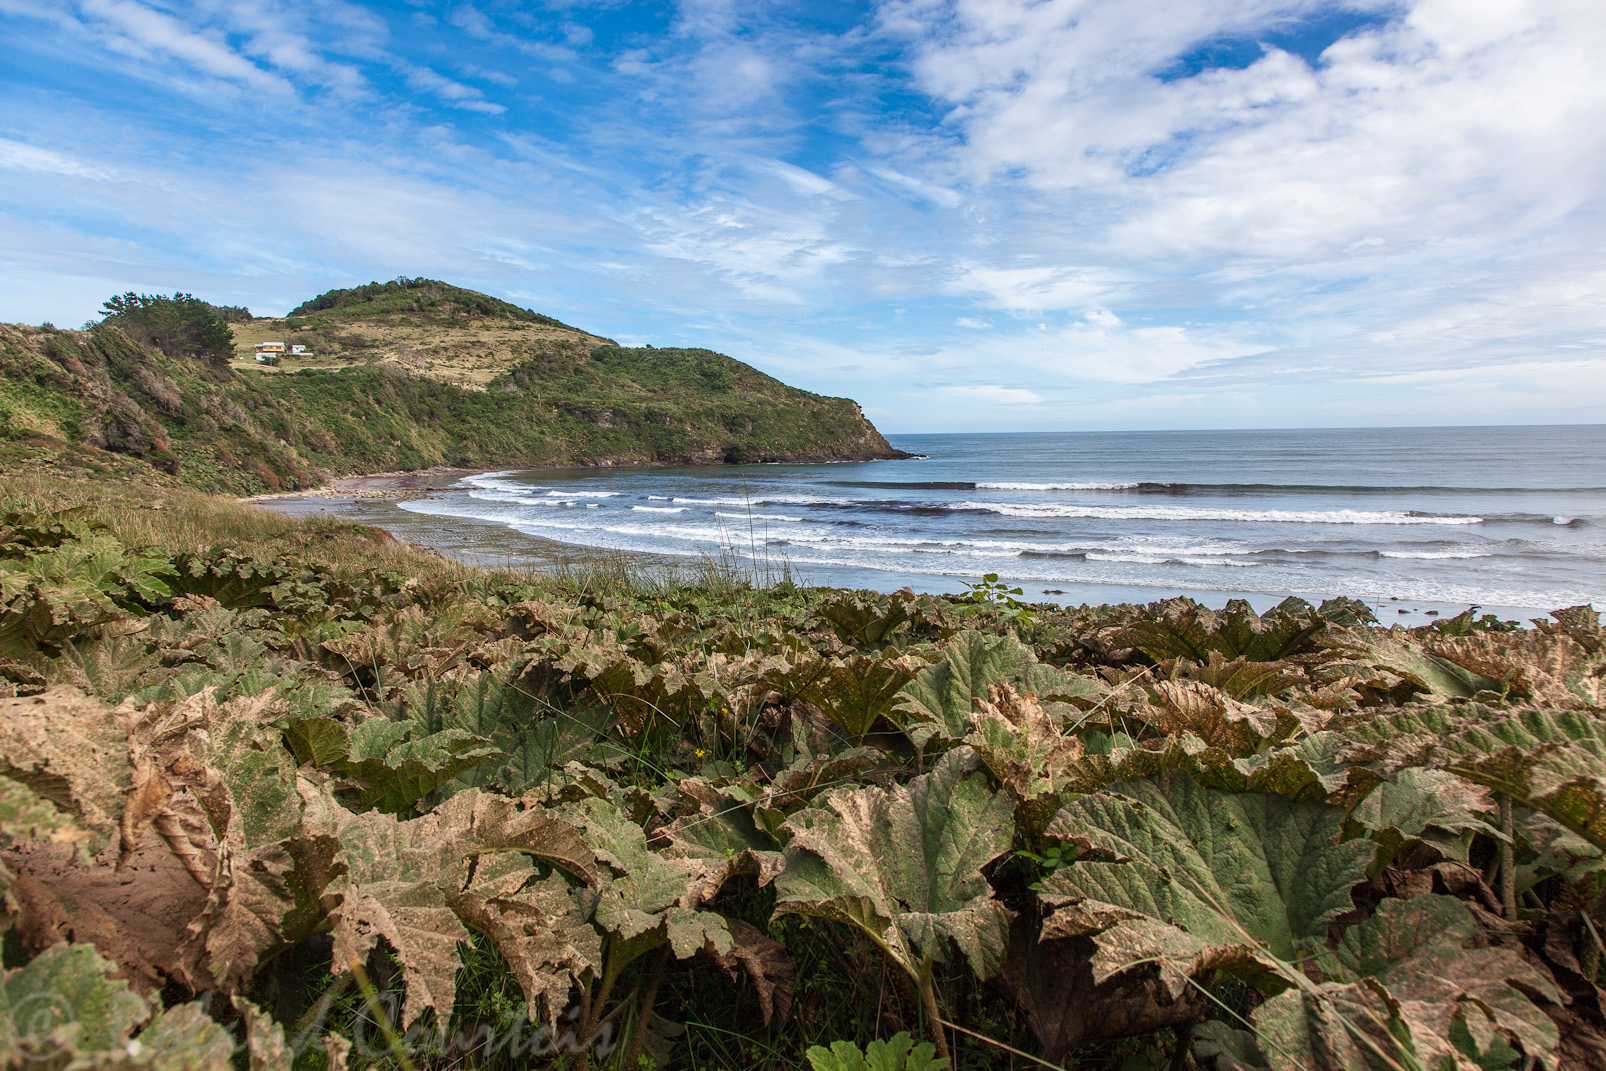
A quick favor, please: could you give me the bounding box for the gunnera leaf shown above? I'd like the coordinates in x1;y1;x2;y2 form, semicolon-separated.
563;796;731;960
0;943;149;1065
786;651;925;740
1334;895;1559;1068
892;631;1104;749
114;687;319;990
1038;771;1372;997
1422;628;1606;708
330;717;503;814
310;781;600;1027
0;687;128;847
1321;627;1499;700
1348;705;1606;853
773;747;1016;982
811;590;913;648
1101;597;1326;664
1225;894;1563;1070
1346;768;1498;870
963;684;1084;829
0;778;99;861
705;918;796;1026
1145;680;1286;755
1160;651;1307;701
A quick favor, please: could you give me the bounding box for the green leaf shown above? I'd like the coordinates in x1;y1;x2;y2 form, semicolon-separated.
788;652;924;740
891;630;1103;749
774;747;1015;981
563;796;732;961
1322;627;1499;700
281;716;350;767
339;719;503;814
805;1032;949;1071
1038;771;1372;996
1347;705;1606;853
0;943;149;1063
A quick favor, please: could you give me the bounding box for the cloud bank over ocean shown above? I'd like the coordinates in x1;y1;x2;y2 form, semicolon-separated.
2;0;1602;430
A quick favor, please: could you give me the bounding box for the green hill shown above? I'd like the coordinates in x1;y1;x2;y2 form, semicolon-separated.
0;282;907;495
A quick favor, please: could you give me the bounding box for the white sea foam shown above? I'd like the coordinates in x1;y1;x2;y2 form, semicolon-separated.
956;502;1482;525
1378;549;1493;560
545;490;620;497
633;506;687;513
716;511;803;522
1086;552;1257;567
976;481;1139;491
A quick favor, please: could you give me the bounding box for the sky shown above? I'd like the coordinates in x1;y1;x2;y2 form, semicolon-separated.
2;0;1604;433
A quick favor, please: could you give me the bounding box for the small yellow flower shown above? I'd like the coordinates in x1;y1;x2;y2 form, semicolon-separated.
695;748;706;758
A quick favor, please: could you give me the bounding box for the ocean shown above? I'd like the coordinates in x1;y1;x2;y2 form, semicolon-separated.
283;426;1606;624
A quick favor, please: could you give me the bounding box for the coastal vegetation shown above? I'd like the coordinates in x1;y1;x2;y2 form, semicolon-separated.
2;471;1604;1070
0;281;904;495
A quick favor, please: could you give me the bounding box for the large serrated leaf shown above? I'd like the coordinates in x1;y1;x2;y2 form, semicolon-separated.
785;652;924;740
1348;705;1606;853
0;688;127;845
313;781;600;1026
892;631;1103;748
774;747;1015;981
1038;771;1371;996
0;943;149;1064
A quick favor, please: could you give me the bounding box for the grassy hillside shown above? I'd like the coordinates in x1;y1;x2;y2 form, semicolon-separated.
0;280;906;495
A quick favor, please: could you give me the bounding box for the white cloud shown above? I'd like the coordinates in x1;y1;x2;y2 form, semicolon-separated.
2;0;1603;430
940;384;1043;405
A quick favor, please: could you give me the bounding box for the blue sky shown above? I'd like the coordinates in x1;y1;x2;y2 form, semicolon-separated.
2;0;1603;432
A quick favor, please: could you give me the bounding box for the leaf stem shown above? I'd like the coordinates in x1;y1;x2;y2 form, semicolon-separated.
1499;794;1517;919
916;956;952;1069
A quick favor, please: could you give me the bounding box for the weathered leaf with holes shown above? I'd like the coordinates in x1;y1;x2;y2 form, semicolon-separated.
1146;680;1289;755
0;687;127;846
313;781;600;1026
774;747;1015;981
116;688;311;990
1038;771;1371;996
706;918;796;1026
963;684;1084;827
1423;628;1606;708
1336;895;1559;1069
892;631;1104;748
